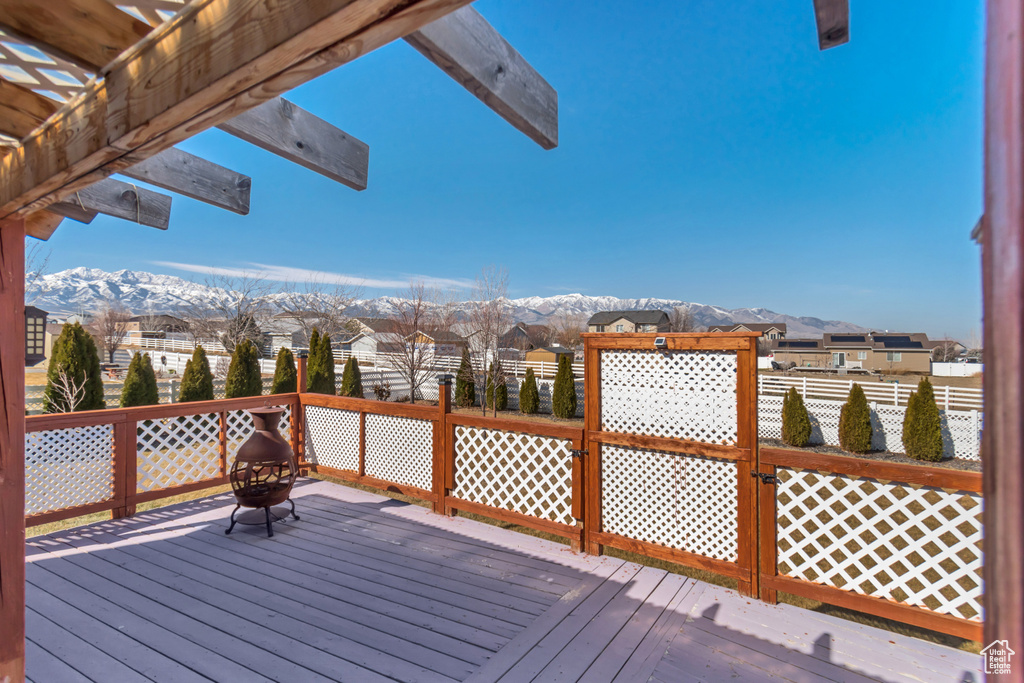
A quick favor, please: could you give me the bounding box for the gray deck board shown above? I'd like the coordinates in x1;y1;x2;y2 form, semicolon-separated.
25;479;983;683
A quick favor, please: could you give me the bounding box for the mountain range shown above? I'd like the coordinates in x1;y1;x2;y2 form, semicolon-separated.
26;268;869;337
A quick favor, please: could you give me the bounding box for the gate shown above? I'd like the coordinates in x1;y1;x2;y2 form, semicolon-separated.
582;332;760;596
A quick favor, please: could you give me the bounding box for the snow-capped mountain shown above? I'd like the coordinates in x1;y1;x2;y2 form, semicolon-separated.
27;268;868;336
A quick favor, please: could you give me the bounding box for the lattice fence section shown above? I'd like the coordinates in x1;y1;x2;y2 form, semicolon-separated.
304;405;360;472
25;426;115;516
602;445;738;561
453;426;574;525
364;414;433;491
136;413;221;492
226;405;292;461
601;350;738;445
776;468;983;621
758;398;981;460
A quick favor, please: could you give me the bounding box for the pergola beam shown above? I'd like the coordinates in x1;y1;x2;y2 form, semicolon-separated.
217;99;369;191
1;0;471;218
120;148;252;215
0;81;59;139
24;210;63;240
48;179;171;230
406;6;558;149
44;203;96;225
812;0;849;50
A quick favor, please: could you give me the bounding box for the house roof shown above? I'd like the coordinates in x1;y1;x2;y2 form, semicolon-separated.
587;310;669;325
353;317;398;334
773;333;933;352
25;305;48;318
708;322;787;334
529;346;574;355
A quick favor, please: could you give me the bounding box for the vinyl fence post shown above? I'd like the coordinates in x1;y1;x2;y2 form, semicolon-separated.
169;378;177;403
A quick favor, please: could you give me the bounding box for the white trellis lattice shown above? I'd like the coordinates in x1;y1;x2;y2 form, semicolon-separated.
601;350;738;445
136;413;221;492
304;405;360;472
453;426;574;525
775;468;983;621
25;425;114;516
226;406;292;461
364;414;433;491
602;445;738;562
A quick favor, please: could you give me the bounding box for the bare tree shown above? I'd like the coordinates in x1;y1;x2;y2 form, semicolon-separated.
932;337;963;363
756;337;773;357
50;368;87;413
669;306;700;333
89;301;132;364
381;282;438;404
469;267;512;416
25;240;51;305
550;311;585;351
180;273;272;354
278;276;361;347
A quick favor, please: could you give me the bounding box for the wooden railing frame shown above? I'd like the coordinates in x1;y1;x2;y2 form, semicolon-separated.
757;446;983;641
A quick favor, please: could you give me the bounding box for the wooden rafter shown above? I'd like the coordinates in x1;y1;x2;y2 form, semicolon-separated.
48;178;171;230
23;210;62;239
0;80;58;138
812;0;849;50
0;0;473;219
406;6;558;149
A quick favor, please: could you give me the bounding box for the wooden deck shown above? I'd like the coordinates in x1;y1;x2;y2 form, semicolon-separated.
25;480;982;682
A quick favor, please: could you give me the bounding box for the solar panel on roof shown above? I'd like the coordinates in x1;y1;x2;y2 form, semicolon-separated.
831;335;866;343
781;341;818;348
882;340;923;349
875;335;912;344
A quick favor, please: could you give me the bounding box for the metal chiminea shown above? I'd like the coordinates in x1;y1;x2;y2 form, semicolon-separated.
225;407;299;537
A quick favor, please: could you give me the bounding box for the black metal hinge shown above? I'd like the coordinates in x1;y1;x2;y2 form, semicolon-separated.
752;471;779;485
570;449;588;460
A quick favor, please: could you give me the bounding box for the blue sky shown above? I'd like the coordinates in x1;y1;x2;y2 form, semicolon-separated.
39;0;984;339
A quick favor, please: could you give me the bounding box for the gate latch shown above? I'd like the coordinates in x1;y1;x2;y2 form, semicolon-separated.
752;472;779;485
570;449;588;460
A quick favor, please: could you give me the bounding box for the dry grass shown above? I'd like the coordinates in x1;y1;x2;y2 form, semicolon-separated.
450;406;583;426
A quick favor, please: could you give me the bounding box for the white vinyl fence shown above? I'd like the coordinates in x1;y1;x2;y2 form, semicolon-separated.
758;375;982;411
931;362;984;377
758;395;982;460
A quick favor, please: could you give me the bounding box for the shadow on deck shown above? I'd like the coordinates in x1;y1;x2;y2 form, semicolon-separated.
25;479;982;682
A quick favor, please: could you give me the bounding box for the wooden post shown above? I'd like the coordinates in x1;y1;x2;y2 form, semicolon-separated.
218;411;229;477
434;375;452;515
0;217;26;682
295;352;308;473
112;419;137;519
297;353;308;394
359;412;366;478
983;0;1024;666
583;339;602;556
736;337;759;598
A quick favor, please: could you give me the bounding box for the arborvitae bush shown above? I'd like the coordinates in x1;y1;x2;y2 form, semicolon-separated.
120;352;159;407
271;347;297;394
340;357;363;398
552;355;577;419
225;340;262;398
178;345;214;402
838;383;872;454
494;376;508;411
43;322;105;412
520;367;540;414
306;329;336;395
485;362;507;411
454;348;476;407
781;387;812;447
902;377;944;462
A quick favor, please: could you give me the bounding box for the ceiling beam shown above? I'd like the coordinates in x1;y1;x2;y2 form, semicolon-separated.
48;179;171;230
0;0;151;71
405;6;557;149
217;99;369;191
812;0;849;50
45;203;96;224
120;148;252;215
0;81;59;139
24;210;63;240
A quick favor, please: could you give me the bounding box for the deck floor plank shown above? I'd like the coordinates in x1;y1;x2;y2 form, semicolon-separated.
24;479;983;683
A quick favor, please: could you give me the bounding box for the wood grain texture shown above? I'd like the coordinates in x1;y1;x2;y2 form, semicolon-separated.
0;81;58;139
23;211;63;240
588;429;750;461
0;0;151;71
405;6;558;149
48;178;171;230
580;332;756;351
813;0;849;50
448;412;583;441
300;392;439;420
590;531;748;581
217;98;369;191
0;218;26;682
0;0;473;218
44;202;96;225
983;0;1024;660
121;147;251;215
445;496;582;540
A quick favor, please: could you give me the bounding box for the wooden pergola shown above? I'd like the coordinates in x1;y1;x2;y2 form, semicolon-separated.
1;0;1020;681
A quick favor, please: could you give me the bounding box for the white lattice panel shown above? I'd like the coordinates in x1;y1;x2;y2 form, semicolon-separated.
364;414;433;491
757;397;982;460
602;445;738;561
136;413;221;492
25;426;114;515
304;405;360;471
776;468;983;621
453;426;574;525
601;350;738;445
226;406;293;461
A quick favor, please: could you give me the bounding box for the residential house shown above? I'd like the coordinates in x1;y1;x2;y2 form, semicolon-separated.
708;322;787;340
525;346;575;365
500;322;550;352
24;305;47;366
124;314;188;340
927;338;967;362
770;332;935;373
587;310;670;333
